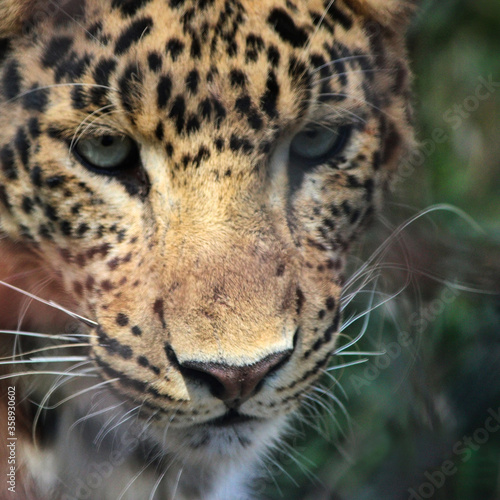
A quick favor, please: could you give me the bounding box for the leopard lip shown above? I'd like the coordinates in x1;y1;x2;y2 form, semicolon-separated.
204;409;261;427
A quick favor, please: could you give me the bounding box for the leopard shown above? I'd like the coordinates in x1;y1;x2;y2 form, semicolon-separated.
0;0;416;498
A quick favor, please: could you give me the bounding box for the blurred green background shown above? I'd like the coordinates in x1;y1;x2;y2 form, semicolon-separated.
263;1;500;499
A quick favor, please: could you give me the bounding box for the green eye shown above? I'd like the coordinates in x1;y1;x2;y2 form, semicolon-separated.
74;135;139;173
290;125;351;163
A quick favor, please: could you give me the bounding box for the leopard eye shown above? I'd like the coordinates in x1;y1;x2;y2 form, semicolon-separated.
74;135;139;173
289;124;351;164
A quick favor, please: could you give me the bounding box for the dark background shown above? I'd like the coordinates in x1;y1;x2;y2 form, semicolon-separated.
265;1;500;499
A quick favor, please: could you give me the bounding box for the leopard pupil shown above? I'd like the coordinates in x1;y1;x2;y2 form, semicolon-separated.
101;135;114;147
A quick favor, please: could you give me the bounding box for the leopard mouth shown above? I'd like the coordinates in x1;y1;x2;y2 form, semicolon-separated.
204;409;262;428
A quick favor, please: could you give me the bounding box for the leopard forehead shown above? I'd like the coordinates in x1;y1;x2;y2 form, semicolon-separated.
0;0;413;421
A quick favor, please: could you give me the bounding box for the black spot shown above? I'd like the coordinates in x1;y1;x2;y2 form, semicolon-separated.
190;34;201;59
214;137;224;151
318;309;326;320
229;134;253;154
2;60;22;100
30;166;43;187
118;63;143;116
91;58;117;105
166;38;185;61
97;327;133;359
288;51;307;78
28;118;40;139
326;296;335;311
276;263;285;276
23;85;49;112
165;143;174;157
154;299;166;328
157;74;172;109
116;313;129;326
186;115;200;135
226;40;237;57
296;287;305;315
137;355;149;368
60;220;72;236
260;71;279;118
346;175;363;189
185;69;199;94
199;98;212;121
15;128;30;169
86;21;103;40
112;0;153;16
267;8;308;48
0;38;8;66
0;185;11;212
54;52;92;83
71;87;88;110
170;0;186;7
169;95;186;133
324;3;353;31
267;45;280;67
147;51;163;72
0;146;17;180
229;69;246;88
197;0;214;9
324;43;348;87
115;17;154;55
310;10;334;34
235;94;251;113
77;223;90;236
155;121;164;141
212;99;226;128
245;34;265;62
193;146;210;167
131;325;142;336
44;204;58;222
22;196;34;214
42;36;73;68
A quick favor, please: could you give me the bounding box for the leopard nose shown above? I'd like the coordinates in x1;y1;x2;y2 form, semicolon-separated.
178;351;293;405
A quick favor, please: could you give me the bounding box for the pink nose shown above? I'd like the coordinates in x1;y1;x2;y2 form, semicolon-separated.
177;351;292;406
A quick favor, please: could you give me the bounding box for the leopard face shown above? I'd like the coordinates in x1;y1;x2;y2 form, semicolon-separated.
0;0;414;496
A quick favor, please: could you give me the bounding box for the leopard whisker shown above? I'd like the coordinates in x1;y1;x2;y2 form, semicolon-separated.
0;279;97;327
68;401;126;434
0;356;88;365
303;0;336;55
95;405;141;447
326;358;369;371
148;468;168;500
0;343;91;361
0;329;92;341
117;448;167;500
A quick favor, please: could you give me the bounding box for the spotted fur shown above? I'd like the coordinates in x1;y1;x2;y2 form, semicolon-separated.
0;1;415;498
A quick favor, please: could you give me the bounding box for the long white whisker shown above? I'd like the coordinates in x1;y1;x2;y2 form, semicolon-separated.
68;402;126;434
0;330;92;341
0;370;96;381
0;280;97;326
0;356;88;365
